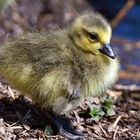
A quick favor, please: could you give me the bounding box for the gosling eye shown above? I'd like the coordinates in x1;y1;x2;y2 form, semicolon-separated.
88;33;98;41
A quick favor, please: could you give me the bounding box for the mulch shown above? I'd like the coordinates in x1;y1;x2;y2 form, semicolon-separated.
0;83;139;140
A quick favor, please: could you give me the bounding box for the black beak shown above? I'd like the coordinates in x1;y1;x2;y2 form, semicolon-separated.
99;44;116;59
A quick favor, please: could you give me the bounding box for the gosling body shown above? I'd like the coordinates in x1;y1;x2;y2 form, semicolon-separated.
0;31;118;113
0;12;119;138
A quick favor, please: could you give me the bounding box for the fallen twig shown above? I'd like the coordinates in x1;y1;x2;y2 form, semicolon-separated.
98;122;108;138
111;0;135;28
113;126;119;140
108;115;121;132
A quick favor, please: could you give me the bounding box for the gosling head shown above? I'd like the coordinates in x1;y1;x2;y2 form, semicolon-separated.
69;12;115;59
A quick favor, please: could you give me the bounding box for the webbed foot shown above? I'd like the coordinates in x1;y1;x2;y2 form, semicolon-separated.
38;108;84;140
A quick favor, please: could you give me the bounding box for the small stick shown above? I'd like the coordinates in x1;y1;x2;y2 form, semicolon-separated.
113;126;119;140
79;104;87;111
108;115;121;132
111;0;135;28
8;86;15;100
113;84;140;93
73;111;81;124
11;126;23;129
98;122;108;138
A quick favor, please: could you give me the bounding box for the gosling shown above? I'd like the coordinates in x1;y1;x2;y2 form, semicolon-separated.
0;12;119;139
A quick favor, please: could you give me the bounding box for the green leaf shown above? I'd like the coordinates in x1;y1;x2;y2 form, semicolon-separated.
102;98;116;116
90;107;100;116
103;106;109;113
103;99;113;108
106;108;115;116
91;115;101;122
98;110;105;116
89;107;105;121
